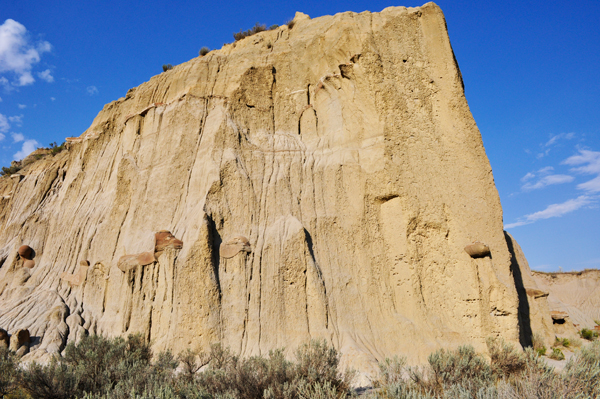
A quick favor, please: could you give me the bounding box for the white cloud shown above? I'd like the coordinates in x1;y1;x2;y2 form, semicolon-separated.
0;132;4;141
86;85;98;95
521;172;535;182
0;113;8;132
17;103;26;109
0;96;2;101
505;195;596;229
0;19;52;87
537;132;575;158
522;174;574;191
11;132;24;142
8;114;23;126
37;69;53;82
563;149;600;193
13;138;38;160
520;166;573;191
50;96;55;101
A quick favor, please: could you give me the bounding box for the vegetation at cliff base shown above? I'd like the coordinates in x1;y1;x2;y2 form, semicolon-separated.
1;336;599;398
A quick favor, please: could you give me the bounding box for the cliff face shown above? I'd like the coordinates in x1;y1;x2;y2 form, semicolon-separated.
0;2;537;375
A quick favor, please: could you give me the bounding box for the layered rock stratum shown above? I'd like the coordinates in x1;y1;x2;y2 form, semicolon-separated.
0;2;560;378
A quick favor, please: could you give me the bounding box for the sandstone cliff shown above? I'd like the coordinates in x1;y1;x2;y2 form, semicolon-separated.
0;2;550;377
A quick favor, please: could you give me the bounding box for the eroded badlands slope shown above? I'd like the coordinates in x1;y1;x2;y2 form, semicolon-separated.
0;3;550;374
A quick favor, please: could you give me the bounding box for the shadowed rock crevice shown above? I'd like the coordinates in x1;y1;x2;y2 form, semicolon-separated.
505;231;532;348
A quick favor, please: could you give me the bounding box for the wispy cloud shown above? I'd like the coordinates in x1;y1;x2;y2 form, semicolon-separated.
563;149;600;193
11;132;24;142
0;113;8;132
13;138;38;160
537;132;575;159
50;96;55;101
17;103;26;109
37;69;53;83
86;85;98;95
8;114;23;126
0;19;52;87
505;195;596;229
520;166;573;191
522;174;574;191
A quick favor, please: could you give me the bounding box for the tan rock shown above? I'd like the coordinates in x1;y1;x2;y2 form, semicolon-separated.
0;328;8;349
0;3;535;374
23;259;35;269
9;328;30;355
464;242;490;258
60;260;90;286
504;232;555;348
220;236;251;259
117;251;156;272
532;268;600;330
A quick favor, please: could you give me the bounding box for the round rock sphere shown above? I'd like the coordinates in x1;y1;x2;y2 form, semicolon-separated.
18;245;33;260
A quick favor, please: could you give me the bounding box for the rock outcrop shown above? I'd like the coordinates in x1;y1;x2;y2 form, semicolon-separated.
532;269;600;331
0;2;553;378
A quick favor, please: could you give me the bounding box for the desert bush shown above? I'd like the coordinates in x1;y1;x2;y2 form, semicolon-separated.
580;328;598;341
0;347;21;397
553;337;570;348
562;341;600;397
424;346;493;396
49;141;66;156
233;23;267;41
486;338;527;379
21;358;79;399
375;355;406;387
62;333;152;396
199;47;210;56
269;25;279;30
1;165;21;176
549;348;565;361
286;19;296;29
162;64;173;72
531;333;547;357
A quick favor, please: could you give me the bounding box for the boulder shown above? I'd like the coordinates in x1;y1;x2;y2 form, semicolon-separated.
18;245;33;260
464;242;491;258
60;260;91;286
117;251;156;272
9;328;30;355
220;236;252;259
23;259;35;268
0;328;9;349
154;231;183;253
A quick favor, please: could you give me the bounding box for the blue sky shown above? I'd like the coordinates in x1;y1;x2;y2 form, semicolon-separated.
1;1;599;272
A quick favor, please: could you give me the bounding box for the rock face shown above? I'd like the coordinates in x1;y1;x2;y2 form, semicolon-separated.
0;2;549;376
532;269;600;331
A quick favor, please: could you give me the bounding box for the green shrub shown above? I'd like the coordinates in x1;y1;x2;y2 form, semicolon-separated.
162;64;173;72
1;165;21;176
233;23;267;41
286;19;296;29
199;47;210;56
269;24;279;30
21;358;79;399
486;337;527;379
0;347;20;397
549;348;565;361
536;346;547;356
49;141;66;156
580;328;598;341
